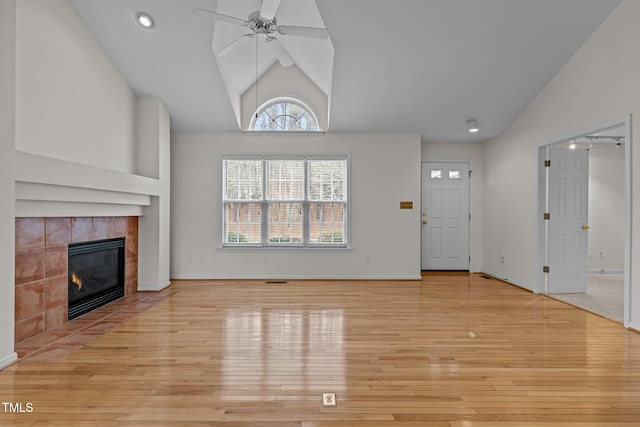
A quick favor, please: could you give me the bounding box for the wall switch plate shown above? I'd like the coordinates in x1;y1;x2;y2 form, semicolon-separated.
322;393;337;407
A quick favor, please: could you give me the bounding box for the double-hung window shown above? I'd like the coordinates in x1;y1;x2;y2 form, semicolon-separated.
223;156;348;247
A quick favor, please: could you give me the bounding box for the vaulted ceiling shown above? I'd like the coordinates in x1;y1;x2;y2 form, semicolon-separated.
207;0;334;129
69;0;621;142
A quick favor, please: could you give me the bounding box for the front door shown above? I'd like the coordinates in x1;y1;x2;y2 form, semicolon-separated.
421;162;470;270
547;145;589;293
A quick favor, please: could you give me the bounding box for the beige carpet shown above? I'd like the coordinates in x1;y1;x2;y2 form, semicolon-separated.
551;274;624;323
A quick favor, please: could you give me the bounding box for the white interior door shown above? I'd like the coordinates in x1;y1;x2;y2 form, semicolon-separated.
547;146;589;293
421;162;470;270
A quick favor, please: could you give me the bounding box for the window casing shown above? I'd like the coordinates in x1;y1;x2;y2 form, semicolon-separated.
250;98;319;132
222;156;348;247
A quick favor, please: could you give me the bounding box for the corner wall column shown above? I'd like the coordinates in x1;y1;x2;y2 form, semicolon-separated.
0;0;18;368
136;97;171;290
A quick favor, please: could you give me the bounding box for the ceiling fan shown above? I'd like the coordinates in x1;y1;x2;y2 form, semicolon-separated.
194;0;329;67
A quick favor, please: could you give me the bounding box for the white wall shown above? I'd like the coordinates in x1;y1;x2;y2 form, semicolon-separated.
483;0;640;327
422;141;484;272
0;0;18;369
15;0;136;173
13;0;163;219
588;144;625;273
171;132;422;279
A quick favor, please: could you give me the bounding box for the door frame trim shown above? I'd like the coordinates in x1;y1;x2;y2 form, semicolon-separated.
421;159;474;272
534;115;631;327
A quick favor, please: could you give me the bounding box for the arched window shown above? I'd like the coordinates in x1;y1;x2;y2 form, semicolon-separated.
250;98;319;132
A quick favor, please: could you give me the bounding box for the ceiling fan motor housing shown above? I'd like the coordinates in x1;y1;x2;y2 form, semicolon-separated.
248;11;277;36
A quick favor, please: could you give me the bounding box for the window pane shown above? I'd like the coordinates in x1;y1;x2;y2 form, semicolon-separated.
267;203;303;244
224;160;263;200
222;155;348;247
224;203;262;243
266;160;305;201
449;170;461;179
431;169;442;180
253;100;317;132
309;160;346;201
309;203;345;244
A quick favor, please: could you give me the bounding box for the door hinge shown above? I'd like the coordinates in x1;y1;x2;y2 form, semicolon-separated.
545;160;551;167
543;266;550;273
544;213;550;220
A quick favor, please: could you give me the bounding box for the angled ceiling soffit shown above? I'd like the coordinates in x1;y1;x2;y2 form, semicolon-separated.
208;0;334;130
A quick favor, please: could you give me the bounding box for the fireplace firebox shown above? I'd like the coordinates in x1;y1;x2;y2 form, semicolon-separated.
68;238;125;320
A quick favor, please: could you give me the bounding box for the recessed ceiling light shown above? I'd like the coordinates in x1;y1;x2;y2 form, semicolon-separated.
136;12;155;29
467;119;479;133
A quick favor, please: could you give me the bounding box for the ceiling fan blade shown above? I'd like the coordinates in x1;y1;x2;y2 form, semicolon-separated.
277;25;329;39
266;37;294;67
193;8;249;27
216;34;254;56
260;0;282;21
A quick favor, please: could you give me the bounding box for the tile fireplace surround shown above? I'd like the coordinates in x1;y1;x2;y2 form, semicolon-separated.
14;217;138;347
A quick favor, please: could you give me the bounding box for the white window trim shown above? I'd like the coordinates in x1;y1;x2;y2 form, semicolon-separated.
248;97;322;133
221;154;350;249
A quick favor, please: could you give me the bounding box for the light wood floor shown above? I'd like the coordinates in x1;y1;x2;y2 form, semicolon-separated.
2;273;640;426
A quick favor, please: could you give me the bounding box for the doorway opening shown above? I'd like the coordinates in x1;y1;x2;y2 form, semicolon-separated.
536;116;630;326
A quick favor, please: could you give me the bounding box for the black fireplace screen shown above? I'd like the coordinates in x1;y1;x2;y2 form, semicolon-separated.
68;238;125;320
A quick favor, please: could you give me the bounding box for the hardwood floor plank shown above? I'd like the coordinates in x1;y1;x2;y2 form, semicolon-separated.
1;273;639;425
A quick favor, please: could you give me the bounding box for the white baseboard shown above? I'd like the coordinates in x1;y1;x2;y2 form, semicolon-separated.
0;352;18;370
628;321;640;333
137;280;172;291
170;274;423;281
480;271;533;292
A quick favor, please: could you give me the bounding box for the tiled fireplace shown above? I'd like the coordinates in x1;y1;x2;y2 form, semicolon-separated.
14;217;138;346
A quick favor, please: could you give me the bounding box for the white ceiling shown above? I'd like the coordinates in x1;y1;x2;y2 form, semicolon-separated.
69;0;621;142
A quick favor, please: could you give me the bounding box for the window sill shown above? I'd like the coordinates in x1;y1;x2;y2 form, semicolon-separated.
242;131;327;137
220;244;351;251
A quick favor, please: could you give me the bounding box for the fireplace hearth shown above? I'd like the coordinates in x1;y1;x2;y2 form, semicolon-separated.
68;238;125;320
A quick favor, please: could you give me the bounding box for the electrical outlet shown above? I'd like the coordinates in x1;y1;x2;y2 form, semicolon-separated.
322;393;337;407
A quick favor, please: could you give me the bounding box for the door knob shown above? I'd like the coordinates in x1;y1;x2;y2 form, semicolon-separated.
582;225;590;230
423;220;428;225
